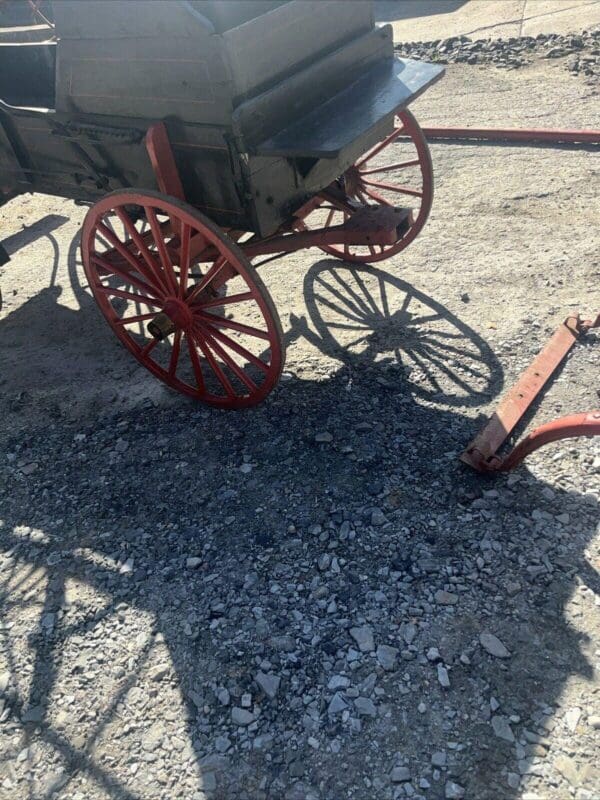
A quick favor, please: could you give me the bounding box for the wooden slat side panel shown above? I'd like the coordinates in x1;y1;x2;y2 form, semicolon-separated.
0;106;249;228
55;36;233;125
51;0;214;39
232;26;393;148
223;0;373;100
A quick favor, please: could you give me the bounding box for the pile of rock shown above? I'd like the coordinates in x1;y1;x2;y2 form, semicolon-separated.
394;29;600;81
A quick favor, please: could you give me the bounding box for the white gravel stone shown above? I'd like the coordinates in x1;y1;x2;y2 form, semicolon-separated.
255;671;281;699
354;697;377;717
376;644;398;670
491;715;515;742
391;766;411;783
480;632;510;658
437;664;450;688
564;706;581;732
435;590;458;605
445;781;465;799
328;693;348;715
231;707;254;726
328;675;350;691
350;625;375;652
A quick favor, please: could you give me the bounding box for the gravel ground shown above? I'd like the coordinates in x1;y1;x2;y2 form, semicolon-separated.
1;43;599;800
395;29;600;82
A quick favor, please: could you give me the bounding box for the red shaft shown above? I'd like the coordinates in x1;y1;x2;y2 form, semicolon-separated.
498;411;600;471
420;127;600;145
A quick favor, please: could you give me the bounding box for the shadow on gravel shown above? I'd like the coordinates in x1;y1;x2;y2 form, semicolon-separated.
1;215;69;257
0;249;598;800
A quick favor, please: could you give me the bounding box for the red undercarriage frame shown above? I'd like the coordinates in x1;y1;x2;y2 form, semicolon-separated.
145;122;412;266
461;313;600;472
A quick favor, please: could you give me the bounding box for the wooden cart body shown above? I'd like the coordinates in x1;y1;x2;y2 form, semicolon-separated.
0;0;442;236
0;1;444;408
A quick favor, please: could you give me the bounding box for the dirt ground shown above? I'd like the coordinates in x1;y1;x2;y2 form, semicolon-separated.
0;49;599;800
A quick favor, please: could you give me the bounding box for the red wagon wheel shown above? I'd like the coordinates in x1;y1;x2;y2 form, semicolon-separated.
298;109;433;263
81;189;284;407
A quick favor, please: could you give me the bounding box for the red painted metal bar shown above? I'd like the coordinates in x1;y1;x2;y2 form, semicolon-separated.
461;312;600;472
145;123;185;201
497;411;600;471
419;127;600;146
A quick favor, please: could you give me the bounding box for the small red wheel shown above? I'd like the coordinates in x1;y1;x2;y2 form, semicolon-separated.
81;189;284;407
299;109;433;263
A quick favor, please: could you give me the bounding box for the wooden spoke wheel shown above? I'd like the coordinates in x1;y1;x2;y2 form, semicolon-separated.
299;109;433;263
81;190;284;407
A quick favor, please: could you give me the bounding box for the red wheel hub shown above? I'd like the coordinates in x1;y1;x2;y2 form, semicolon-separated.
162;297;193;330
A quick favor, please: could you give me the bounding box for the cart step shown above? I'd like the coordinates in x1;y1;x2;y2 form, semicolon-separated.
255;58;443;159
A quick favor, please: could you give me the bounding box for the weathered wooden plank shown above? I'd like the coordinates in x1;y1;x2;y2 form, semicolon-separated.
223;0;372;100
255;58;444;159
232;26;393;148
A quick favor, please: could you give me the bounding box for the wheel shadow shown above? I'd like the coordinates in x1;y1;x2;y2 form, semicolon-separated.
286;259;503;409
0;245;598;800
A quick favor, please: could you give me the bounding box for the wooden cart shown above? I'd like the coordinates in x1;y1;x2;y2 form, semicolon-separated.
0;0;443;406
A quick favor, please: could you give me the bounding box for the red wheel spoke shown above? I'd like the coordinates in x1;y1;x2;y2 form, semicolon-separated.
343;212;349;256
355;188;371;206
144;206;179;294
92;254;160;299
185;332;205;391
114;208;169;295
140;338;158;358
193;290;254;310
94;284;163;308
355;123;406;168
178;223;191;299
168;330;182;377
192;329;236;398
202;325;270;373
359;158;420;176
361;179;423;198
185;256;229;305
363;187;394;207
96;221;164;297
115;312;157;326
197;323;258;393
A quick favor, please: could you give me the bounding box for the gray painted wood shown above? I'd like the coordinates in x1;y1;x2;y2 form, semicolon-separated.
223;0;372;101
256;58;444;158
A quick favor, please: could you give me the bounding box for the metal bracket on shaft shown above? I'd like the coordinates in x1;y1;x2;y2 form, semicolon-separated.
461;312;600;472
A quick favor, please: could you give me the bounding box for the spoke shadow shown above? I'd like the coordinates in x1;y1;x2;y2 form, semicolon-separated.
287;260;503;409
